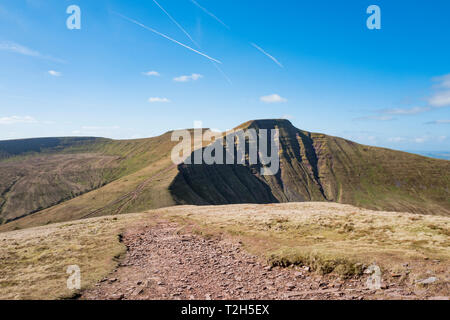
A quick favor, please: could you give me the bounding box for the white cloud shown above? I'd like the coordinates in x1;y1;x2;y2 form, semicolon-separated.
48;70;61;77
433;74;450;89
382;106;430;115
0;115;37;125
143;71;160;76
425;119;450;125
0;41;39;57
388;137;406;143
0;41;65;63
260;94;287;103
354;115;394;121
173;73;203;82
148;97;170;103
414;137;427;143
281;114;294;120
360;74;450;121
428;74;450;107
428;91;450;107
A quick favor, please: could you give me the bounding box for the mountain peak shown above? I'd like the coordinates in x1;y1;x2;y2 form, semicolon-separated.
235;118;295;131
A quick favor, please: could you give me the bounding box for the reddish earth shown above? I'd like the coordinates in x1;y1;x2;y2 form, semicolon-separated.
81;221;441;300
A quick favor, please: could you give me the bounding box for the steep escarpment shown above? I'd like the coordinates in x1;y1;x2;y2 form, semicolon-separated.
170;119;450;216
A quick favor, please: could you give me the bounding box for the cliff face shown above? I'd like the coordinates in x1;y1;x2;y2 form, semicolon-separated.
170;119;450;216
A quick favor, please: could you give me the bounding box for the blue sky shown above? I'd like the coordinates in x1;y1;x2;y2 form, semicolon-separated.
0;0;449;153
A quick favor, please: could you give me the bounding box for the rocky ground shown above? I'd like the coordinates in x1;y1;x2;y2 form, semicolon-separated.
81;221;443;300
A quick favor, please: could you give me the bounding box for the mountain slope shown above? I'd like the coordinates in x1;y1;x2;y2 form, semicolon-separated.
0;133;181;225
0;119;449;232
170;119;450;215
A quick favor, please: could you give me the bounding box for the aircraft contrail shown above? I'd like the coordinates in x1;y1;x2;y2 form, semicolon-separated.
152;0;199;47
250;42;283;68
190;0;230;30
151;1;232;84
112;11;222;64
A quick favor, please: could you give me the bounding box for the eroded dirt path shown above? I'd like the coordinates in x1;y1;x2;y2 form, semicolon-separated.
82;221;424;300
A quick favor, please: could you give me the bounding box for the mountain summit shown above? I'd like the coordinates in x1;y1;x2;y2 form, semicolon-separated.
171;119;449;215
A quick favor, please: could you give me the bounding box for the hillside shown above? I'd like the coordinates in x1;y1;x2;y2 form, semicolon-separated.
0;133;181;225
170;119;450;215
1;203;448;299
0;119;449;231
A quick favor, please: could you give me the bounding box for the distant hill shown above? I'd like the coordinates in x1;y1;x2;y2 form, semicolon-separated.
0;133;180;225
0;119;449;231
0;137;108;160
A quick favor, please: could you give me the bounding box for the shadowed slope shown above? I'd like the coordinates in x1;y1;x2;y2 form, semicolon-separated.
170;119;450;216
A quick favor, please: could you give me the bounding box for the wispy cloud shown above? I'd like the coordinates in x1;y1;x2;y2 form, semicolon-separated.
429;91;450;107
0;41;65;63
381;106;430;115
432;74;450;89
387;135;446;144
414;137;427;143
353;115;395;121
388;137;407;143
190;0;230;29
142;70;160;76
425;119;450;125
356;105;430;122
260;94;287;103
148;97;170;103
48;70;61;77
429;74;450;107
0;115;37;125
112;12;222;64
358;74;450;121
251;43;283;68
173;73;203;82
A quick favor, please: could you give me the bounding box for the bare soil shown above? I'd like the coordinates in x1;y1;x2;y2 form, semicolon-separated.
81;220;439;300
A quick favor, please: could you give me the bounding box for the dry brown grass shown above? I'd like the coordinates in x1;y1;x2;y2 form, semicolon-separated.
157;202;450;282
0;212;151;299
0;202;448;299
